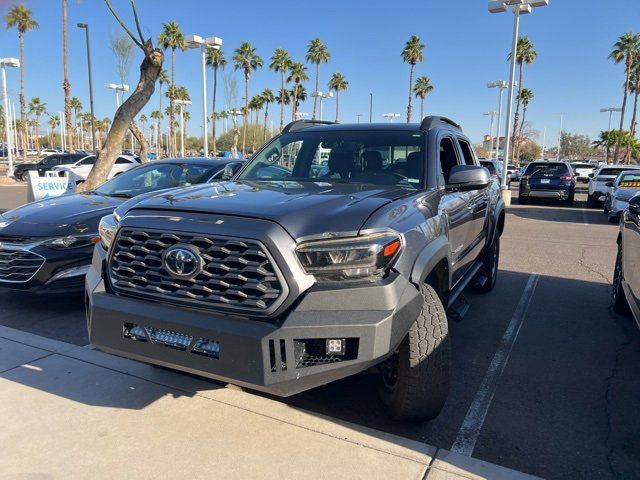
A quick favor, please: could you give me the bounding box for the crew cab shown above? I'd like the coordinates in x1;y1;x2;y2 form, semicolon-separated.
87;117;505;421
52;154;140;181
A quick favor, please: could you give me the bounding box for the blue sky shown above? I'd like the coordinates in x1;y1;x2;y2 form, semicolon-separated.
1;0;639;146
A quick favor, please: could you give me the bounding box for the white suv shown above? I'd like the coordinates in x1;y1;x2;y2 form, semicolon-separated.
587;165;640;208
53;154;139;181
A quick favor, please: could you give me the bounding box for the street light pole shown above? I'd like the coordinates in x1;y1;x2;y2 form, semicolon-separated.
557;113;564;161
488;81;508;160
369;93;373;123
484;111;498;158
600;107;622;130
1;58;20;176
488;0;548;203
77;23;96;154
383;113;401;123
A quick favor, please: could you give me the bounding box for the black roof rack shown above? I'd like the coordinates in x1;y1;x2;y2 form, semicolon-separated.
420;116;461;132
282;119;336;133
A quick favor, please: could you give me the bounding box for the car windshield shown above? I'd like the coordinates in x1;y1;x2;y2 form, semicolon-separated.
526;163;569;176
617;173;640;188
238;130;425;189
93;163;218;198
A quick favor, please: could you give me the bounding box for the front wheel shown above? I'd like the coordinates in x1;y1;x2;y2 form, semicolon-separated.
612;245;631;316
586;196;598;209
378;283;450;422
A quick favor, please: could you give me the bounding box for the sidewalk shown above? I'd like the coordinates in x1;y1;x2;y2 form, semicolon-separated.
0;325;539;479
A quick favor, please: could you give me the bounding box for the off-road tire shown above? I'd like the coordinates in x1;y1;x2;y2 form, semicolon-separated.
475;237;500;293
612;245;631;316
378;283;450;422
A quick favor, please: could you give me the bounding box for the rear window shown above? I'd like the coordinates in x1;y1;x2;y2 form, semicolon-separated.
525;163;569;176
572;164;591;169
618;173;640;188
599;168;628;178
480;161;497;174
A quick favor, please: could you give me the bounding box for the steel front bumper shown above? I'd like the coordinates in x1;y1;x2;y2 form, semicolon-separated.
86;244;422;397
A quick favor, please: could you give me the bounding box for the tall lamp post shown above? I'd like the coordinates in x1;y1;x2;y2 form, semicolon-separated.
185;34;223;157
487;80;508;160
311;91;333;121
383;113;401;123
77;23;96;154
600;107;622;130
1;57;20;177
105;83;130;151
488;0;549;203
175;99;192;158
484;111;498;157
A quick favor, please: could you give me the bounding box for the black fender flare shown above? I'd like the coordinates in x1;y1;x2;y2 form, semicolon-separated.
410;235;451;288
487;197;506;248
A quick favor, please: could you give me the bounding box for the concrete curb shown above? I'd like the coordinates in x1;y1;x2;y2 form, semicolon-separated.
0;325;541;479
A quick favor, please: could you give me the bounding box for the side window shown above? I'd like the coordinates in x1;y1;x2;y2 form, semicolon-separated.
115;157;132;164
458;139;476;166
439;137;460;181
80;156;96;165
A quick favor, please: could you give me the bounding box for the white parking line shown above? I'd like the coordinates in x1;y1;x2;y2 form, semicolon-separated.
581;206;589;226
450;273;540;457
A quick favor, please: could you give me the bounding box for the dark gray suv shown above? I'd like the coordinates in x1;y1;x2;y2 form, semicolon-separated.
87;117;505;421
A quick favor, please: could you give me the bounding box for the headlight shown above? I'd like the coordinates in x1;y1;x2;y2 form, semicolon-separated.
98;214;118;249
42;234;101;249
295;232;402;282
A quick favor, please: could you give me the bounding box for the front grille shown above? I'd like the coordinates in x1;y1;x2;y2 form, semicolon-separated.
109;228;285;314
0;249;45;282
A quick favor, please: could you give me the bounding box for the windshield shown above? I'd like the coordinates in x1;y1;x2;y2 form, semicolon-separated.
238;130;425;189
525;163;569;176
617;173;640;188
94;163;218;198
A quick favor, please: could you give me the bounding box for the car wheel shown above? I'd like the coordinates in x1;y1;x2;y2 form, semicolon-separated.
586;196;597;208
612;245;631;316
604;203;610;215
474;237;500;293
378;283;450;422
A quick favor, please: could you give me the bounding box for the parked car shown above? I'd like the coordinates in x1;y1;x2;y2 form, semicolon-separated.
0;158;243;294
518;161;576;206
52;154;139;181
587;165;640;208
480;159;503;180
570;162;595;183
13;153;88;181
39;148;61;157
612;192;640;327
604;171;640;223
87;117;505;421
506;164;520;183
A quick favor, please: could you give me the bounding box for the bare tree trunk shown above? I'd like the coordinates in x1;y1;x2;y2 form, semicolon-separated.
169;49;176;157
420;97;424;121
406;64;414;123
512;63;524;163
263;104;269;142
242;72;249;156
630;83;639;139
62;0;74;153
19;32;27;162
335;91;339;123
212;65;218;156
312;63;319;120
614;55;633;163
81;43;163;191
129;121;148;163
280;69;285;130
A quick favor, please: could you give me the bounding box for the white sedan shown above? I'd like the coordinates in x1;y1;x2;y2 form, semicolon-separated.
52;154;140;181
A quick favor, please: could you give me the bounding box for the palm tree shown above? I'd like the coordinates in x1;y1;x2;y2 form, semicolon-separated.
157;22;185;157
609;32;640;162
47;115;59;147
508;36;537;162
306;38;330;120
261;88;275;142
515;88;534;160
150;110;162;153
328;73;349;123
593;130;620;162
249;94;265;152
292;86;307;118
287;62;308;121
233;42;263;156
156;69;168;156
628;59;640;139
61;0;74;152
5;4;39;162
401;35;425;123
70;96;82;130
269;48;291;130
28;97;47;153
206;47;226;155
413;76;434;121
139;114;148;143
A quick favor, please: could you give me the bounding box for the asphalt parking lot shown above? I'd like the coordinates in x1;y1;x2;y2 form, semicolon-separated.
1;183;639;479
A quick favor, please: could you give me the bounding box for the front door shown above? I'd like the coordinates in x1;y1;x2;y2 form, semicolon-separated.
623;198;640;316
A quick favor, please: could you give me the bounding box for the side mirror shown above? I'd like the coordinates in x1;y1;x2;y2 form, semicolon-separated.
629;194;640;214
221;162;243;180
447;165;490;191
605;181;614;188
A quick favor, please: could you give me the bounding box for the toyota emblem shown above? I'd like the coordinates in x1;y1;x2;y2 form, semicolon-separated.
162;245;203;279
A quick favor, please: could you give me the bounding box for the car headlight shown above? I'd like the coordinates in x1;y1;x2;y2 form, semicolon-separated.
98;214;119;249
42;234;101;249
295;232;402;282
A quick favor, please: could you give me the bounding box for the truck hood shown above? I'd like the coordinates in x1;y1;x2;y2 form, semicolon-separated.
0;193;123;237
124;180;413;239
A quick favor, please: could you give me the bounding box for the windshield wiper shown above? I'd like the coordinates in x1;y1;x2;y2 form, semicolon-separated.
101;192;133;198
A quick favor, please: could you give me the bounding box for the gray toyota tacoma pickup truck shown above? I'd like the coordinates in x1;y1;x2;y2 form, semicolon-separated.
87;117;505;421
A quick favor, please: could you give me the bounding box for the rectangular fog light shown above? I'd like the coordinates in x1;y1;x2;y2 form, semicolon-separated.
326;338;346;356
